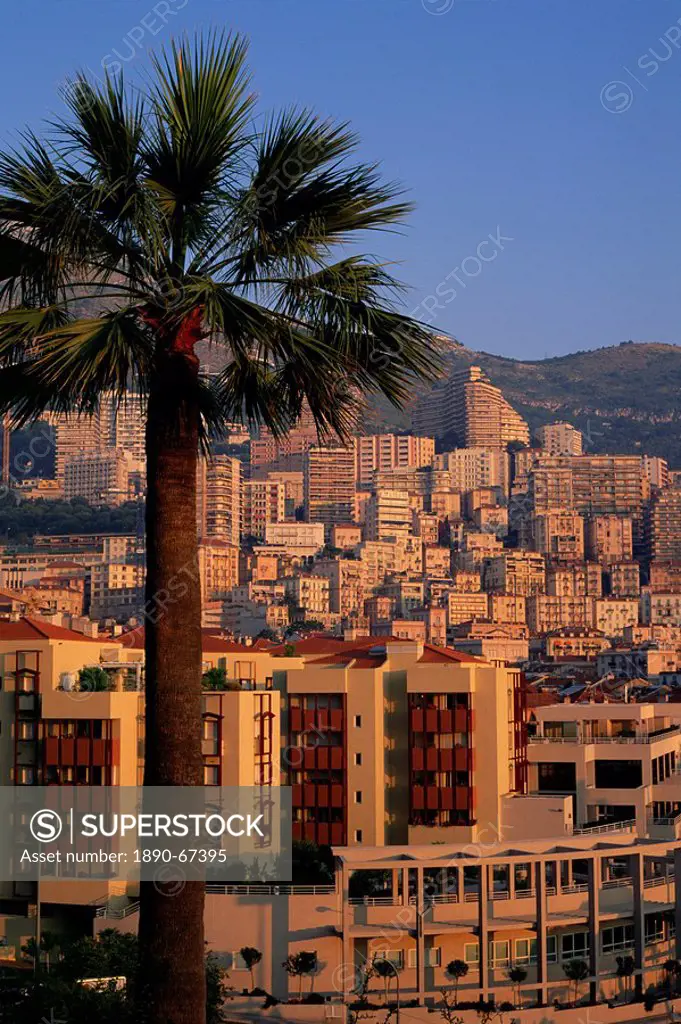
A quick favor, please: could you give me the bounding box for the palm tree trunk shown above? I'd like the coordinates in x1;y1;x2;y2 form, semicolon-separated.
138;347;206;1024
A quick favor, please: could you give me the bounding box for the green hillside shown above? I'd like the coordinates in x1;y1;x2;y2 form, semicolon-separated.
363;339;681;466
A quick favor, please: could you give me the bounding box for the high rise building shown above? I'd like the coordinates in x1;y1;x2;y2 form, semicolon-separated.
242;479;286;540
51;392;146;482
530;455;650;519
63;449;134;506
537;421;583;456
585;514;634;565
645;487;681;563
532;511;585;563
413;366;529;448
433;447;510;493
197;455;243;545
303;445;355;528
354;434;435;486
365;489;412;541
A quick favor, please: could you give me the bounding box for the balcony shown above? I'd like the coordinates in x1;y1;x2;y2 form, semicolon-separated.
529;724;681;746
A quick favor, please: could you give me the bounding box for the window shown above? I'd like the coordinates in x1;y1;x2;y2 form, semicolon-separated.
645;914;664;945
561;932;589;961
354;791;362;804
489;940;510;968
17;767;34;785
354;830;363;843
17;722;35;740
464;943;479;965
407;948;441;968
602;924;634;954
354;753;363;766
203;765;219;786
203;719;219;741
354;716;362;728
231;951;249;971
514;938;537;965
373;950;403;968
547;936;558;964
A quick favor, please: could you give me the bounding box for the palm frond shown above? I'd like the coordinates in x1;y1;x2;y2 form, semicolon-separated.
209;110;411;285
144;31;255;249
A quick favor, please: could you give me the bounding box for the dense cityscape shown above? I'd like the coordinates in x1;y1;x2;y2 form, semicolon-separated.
1;4;680;1024
1;354;681;1020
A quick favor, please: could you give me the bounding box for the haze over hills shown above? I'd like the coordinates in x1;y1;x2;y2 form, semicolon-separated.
364;339;681;466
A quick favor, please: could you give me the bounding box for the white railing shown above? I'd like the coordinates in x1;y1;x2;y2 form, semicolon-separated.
205;883;335;896
95;883;336;918
349;896;399;906
602;875;633;889
530;727;680;745
573;818;636;836
95;900;140;919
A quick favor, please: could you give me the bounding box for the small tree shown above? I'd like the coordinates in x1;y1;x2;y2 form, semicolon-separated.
507;964;527;1007
616;955;635;1000
445;960;469;1007
239;946;262;992
438;988;465;1024
298;951;318;993
664;959;679;996
562;958;589;1005
282;951;318;999
373;958;399;1004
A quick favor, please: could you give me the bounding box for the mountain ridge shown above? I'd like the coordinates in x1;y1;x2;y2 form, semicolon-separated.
364;339;681;466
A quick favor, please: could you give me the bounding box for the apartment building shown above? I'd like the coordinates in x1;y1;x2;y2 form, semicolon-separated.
264;521;325;555
585;514;634;565
527;701;681;836
484;551;546;596
63;449;135;506
433;447;510;493
50;392;146;481
646;487;681;563
197;540;240;603
537;421;583;455
640;590;681;627
546;562;602;597
354;434;435;486
595;597;640;634
357;537;423;586
315;558;367;616
197;455;243;546
413;366;529;449
303;445;356;529
488;593;527;624
447;591;489;625
242;479;286;540
608;561;641;597
365;489;412;542
283;574;330;617
527;595;594;633
530;456;650;520
532;511;585;563
89;562;143;621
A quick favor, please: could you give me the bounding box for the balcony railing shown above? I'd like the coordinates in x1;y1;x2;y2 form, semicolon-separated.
573;818;636;836
530;726;680;745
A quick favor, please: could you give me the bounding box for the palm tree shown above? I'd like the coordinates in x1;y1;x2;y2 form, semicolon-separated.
0;31;439;1024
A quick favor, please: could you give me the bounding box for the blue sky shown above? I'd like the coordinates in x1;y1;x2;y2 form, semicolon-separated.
1;0;680;359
